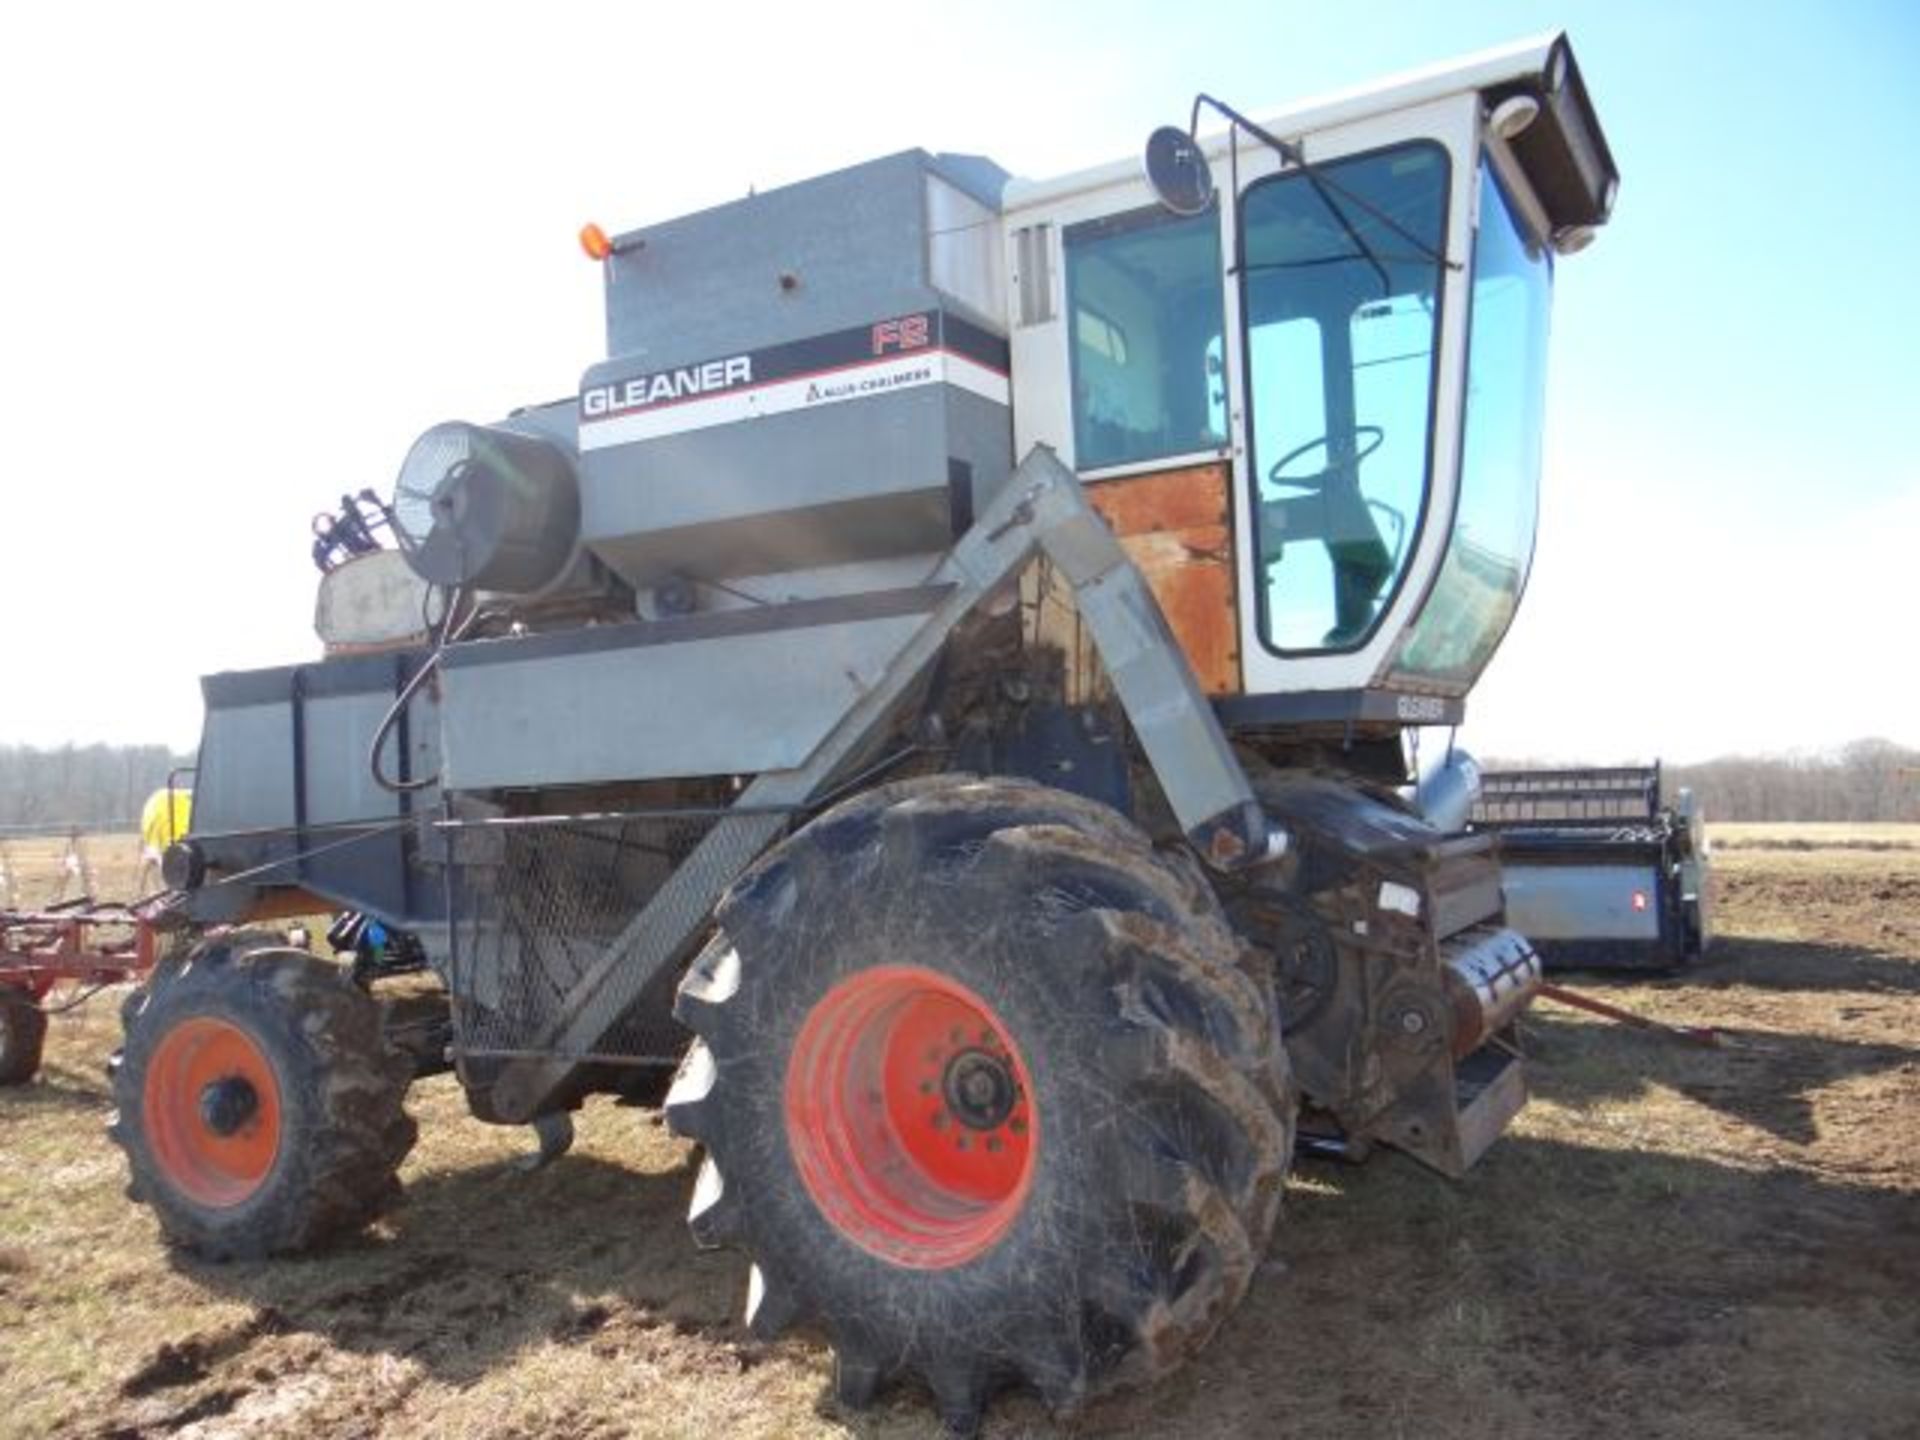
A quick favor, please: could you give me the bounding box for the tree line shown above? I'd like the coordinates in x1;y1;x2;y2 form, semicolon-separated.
0;737;1915;832
1664;738;1919;824
0;744;194;834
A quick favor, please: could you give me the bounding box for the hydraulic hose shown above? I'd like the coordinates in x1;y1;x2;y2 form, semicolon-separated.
368;585;482;794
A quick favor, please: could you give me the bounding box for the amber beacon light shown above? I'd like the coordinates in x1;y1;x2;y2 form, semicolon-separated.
578;222;613;261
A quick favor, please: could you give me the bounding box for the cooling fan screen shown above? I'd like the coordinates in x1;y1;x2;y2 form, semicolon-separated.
388;421;581;593
391;423;474;555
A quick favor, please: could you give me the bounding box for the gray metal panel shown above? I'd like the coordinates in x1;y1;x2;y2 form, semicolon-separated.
302;692;413;827
196;703;296;837
579;149;1013;595
1452;1047;1528;1173
580;382;1012;587
186;655;445;926
946;384;1018;518
196;666;442;840
438;608;935;791
927;152;1012;212
1502;861;1661;941
601;150;1004;362
1432;863;1505;940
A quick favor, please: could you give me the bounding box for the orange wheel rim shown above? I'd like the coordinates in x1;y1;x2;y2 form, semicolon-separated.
785;966;1037;1269
143;1016;283;1207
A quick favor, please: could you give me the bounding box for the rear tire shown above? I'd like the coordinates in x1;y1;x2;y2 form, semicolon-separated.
0;983;48;1085
109;932;417;1259
668;777;1293;1432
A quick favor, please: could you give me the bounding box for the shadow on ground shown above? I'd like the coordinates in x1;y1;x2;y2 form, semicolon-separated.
1552;934;1918;998
1530;933;1917;1146
171;1139;753;1392
1692;934;1918;995
1527;1010;1916;1147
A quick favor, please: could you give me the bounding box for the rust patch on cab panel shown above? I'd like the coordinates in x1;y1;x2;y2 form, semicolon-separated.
1086;464;1240;696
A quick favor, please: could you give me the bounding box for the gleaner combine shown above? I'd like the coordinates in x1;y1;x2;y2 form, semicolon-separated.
116;35;1617;1432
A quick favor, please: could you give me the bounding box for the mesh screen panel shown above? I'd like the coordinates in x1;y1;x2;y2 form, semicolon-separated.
442;810;786;1064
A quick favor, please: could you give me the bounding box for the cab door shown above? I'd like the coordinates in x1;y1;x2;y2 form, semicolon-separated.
1223;95;1479;712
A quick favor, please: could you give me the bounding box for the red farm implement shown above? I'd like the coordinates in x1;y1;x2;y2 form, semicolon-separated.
0;900;170;1085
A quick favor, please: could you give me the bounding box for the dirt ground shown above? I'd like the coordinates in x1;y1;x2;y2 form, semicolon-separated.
3;831;1916;1439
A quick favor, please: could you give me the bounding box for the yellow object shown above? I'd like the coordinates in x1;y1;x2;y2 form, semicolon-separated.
141;787;193;857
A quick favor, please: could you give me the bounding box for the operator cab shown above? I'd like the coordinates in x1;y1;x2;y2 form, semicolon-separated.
1000;32;1616;728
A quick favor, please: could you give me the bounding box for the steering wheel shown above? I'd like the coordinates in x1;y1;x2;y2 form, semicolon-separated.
1266;425;1385;491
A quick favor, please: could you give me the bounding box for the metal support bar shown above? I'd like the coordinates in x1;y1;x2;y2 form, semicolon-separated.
485;445;1276;1121
1021;466;1273;867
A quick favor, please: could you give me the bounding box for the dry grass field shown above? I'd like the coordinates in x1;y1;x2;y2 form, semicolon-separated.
0;833;148;911
1711;822;1920;851
3;829;1916;1439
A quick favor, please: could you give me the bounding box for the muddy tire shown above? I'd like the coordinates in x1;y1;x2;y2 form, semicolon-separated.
109;932;417;1259
668;777;1294;1432
0;983;48;1085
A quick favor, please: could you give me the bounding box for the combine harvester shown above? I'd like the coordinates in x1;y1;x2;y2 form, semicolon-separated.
109;34;1617;1431
1471;764;1711;970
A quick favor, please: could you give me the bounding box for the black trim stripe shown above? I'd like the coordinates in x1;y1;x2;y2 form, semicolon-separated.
1213;687;1465;728
939;310;1012;373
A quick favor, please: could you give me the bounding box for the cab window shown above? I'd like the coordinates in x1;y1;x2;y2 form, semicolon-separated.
1064;207;1226;471
1241;142;1450;652
1389;159;1553;687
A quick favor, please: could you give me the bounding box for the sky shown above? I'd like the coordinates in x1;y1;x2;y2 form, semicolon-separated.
1;0;1914;764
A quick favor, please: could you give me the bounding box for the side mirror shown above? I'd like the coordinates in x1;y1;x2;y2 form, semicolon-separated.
1143;126;1215;216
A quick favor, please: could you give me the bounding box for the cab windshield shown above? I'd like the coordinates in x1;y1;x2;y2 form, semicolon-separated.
1241;142;1450;653
1388;159;1553;689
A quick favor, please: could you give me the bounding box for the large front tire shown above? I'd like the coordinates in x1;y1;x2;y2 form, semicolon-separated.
109;934;416;1259
668;778;1293;1432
